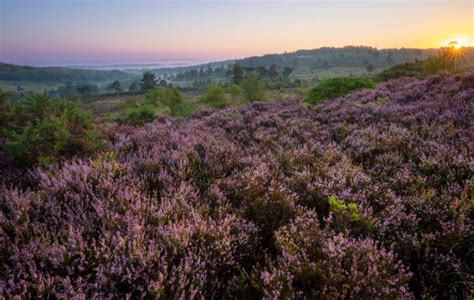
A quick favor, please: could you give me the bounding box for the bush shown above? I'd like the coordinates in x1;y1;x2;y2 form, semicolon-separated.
305;76;375;105
114;88;193;125
1;91;102;165
376;49;457;82
376;61;425;81
260;210;412;298
115;99;157;126
202;85;229;109
0;89;10;132
241;76;266;102
144;87;192;116
422;48;456;75
144;87;182;107
227;84;243;98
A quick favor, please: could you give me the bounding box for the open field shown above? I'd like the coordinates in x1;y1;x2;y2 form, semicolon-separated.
81;89;303;119
0;80;62;93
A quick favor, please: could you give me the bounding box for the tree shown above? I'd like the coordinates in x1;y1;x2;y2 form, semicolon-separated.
16;86;24;95
158;79;168;87
139;72;158;91
241;76;265;102
268;64;279;79
108;80;122;92
283;67;294;79
76;83;95;95
231;63;244;85
256;66;269;78
366;64;375;73
129;82;139;92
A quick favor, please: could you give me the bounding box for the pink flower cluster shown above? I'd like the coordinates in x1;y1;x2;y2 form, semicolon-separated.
1;73;473;298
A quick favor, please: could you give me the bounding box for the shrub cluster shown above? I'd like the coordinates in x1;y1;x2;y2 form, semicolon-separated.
202;85;229;109
376;47;459;82
305;76;375;105
0;91;102;166
1;74;473;298
241;76;266;102
114;87;193;125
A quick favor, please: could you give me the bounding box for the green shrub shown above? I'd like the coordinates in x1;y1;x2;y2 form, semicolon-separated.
170;101;194;117
328;195;360;221
227;84;243;98
114;87;193;125
202;85;229;109
376;49;457;82
294;87;309;97
422;48;456;75
144;87;192;116
0;89;10;132
376;61;425;82
241;76;266;102
376;96;391;105
115;100;157;126
1;91;102;165
305;77;375;105
144;87;182;107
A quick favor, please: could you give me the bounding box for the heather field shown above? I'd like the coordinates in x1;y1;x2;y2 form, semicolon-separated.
1;73;473;298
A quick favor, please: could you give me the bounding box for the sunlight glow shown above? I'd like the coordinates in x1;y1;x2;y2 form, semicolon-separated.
442;36;472;49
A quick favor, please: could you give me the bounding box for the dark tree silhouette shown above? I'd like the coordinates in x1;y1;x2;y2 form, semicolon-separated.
129;82;139;92
366;64;375;73
231;63;244;85
139;72;158;91
109;80;122;92
283;67;294;78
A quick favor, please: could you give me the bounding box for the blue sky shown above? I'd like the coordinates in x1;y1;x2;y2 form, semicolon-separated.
0;0;472;65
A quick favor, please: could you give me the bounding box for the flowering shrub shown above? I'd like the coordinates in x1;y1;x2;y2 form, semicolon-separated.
1;73;473;298
260;209;412;298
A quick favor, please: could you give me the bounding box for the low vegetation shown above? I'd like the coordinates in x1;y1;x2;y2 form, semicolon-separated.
241;76;266;102
113;87;193;125
376;47;459;81
305;76;375;104
1;73;472;298
0;90;102;165
202;85;229;109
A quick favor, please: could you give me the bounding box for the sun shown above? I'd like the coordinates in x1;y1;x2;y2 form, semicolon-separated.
442;36;471;49
449;41;461;50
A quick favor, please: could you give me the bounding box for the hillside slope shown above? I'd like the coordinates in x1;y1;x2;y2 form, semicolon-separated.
0;62;135;82
1;74;473;298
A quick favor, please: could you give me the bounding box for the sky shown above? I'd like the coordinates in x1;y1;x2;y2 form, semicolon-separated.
0;0;473;66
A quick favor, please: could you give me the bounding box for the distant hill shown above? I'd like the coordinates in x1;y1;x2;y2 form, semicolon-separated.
154;46;437;74
0;63;135;83
2;46;473;90
155;46;474;84
235;46;433;69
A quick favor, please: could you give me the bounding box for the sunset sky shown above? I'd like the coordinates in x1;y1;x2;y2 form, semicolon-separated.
0;0;472;66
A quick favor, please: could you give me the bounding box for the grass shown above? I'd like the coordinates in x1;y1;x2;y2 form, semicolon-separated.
80;88;303;120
